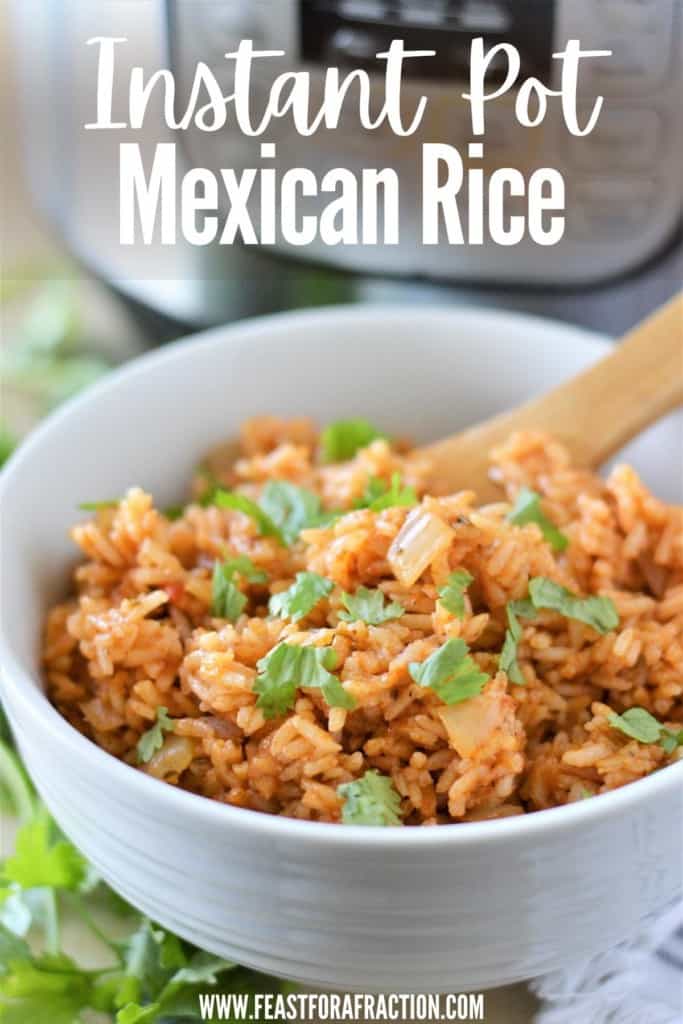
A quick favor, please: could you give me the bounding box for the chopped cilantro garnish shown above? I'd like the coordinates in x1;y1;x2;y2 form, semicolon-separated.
321;418;387;463
78;500;120;511
409;638;489;705
254;643;356;719
509;597;536;619
507;488;569;553
339;586;404;625
438;570;474;618
528;578;619;634
338;770;403;826
357;472;418;513
258;481;325;546
499;602;527;686
608;707;683;753
222;555;268;584
499;599;534;685
136;708;175;764
211;565;245;622
212;489;285;544
269;572;333;622
212;556;268;622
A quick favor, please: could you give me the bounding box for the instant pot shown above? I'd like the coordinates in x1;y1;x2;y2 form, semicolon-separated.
10;0;683;338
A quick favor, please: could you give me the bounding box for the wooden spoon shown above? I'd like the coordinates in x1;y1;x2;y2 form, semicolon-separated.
418;292;683;501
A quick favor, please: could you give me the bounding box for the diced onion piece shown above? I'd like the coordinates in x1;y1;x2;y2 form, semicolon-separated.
145;735;195;780
437;696;500;758
388;508;455;587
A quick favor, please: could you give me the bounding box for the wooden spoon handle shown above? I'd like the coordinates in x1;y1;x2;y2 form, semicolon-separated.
421;292;683;500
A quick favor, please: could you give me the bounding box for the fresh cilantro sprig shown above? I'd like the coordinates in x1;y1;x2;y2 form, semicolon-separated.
269;572;333;622
438;570;473;619
409;638;489;705
338;770;403;826
254;644;355;719
321;419;387;463
507;488;569;553
0;730;297;1022
136;709;175;765
339;586;404;626
608;708;683;754
212;556;268;622
528;578;619;634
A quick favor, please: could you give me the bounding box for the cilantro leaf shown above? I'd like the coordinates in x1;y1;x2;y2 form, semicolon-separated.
609;707;662;744
136;708;175;765
338;770;403;826
661;729;683;755
114;919;186;1009
211;556;266;622
509;597;536;619
608;707;683;752
258;481;323;546
269;572;333;622
211;564;246;622
409;638;489;705
220;555;268;585
114;919;169;1008
160;949;237;994
214;557;270;618
116;1003;160;1024
438;570;474;618
0;924;31;968
4;811;86;892
339;586;404;625
321;419;387;463
0;954;96;1024
499;602;529;686
212;489;284;545
528;578;619;634
358;472;418;513
507;488;568;553
254;644;355;719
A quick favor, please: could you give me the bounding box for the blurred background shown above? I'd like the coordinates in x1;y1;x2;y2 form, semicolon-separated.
2;0;683;448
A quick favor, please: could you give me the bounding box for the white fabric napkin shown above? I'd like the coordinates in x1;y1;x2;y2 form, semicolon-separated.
532;903;683;1023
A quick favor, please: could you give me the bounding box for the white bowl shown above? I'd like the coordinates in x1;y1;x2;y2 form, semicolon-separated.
1;306;681;993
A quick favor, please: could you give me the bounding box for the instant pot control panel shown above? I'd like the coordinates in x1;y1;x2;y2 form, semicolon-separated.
169;0;683;286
